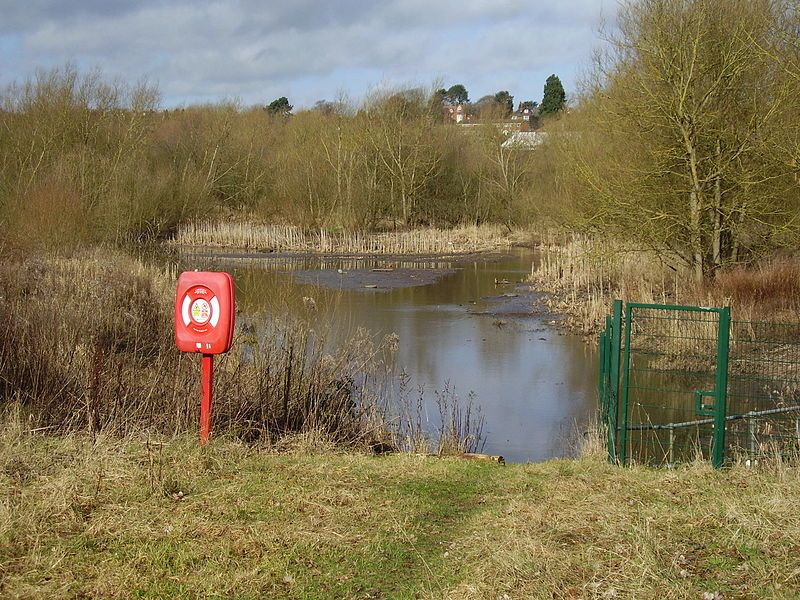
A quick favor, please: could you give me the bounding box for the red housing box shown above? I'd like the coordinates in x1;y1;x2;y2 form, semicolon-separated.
174;271;235;354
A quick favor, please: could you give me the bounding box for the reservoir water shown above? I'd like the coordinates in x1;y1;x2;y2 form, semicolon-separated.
178;247;597;462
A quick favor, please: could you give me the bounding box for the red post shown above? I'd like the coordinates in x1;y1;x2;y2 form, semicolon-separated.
200;354;214;444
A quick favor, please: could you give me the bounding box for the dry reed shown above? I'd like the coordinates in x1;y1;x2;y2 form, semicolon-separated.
531;235;685;334
173;221;514;255
531;235;800;334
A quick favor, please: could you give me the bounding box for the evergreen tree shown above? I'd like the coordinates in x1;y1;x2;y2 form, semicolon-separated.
540;75;566;116
267;96;293;115
445;84;469;104
493;90;514;116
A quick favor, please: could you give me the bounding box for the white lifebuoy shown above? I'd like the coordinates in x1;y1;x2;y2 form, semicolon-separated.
182;290;220;328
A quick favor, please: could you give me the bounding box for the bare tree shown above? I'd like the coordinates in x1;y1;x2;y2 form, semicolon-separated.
575;0;799;281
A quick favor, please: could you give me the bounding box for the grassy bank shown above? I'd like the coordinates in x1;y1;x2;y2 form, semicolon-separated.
1;428;799;598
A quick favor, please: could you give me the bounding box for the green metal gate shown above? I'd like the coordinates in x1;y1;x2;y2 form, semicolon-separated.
600;302;731;468
601;301;800;468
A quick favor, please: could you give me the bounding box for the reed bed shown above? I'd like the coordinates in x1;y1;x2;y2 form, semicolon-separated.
174;222;514;255
531;236;684;334
532;235;800;335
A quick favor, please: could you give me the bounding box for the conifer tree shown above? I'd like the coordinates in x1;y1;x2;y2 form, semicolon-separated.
540;75;566;116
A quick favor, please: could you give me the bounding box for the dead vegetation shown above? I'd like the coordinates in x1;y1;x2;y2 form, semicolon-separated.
174;222;516;255
531;236;800;335
0;251;482;454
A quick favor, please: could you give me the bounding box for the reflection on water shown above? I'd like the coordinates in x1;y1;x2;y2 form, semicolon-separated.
178;248;597;463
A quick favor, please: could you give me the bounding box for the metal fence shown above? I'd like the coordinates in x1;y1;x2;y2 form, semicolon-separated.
599;300;800;468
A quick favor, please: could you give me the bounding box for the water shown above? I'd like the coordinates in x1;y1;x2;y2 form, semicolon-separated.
178;247;597;462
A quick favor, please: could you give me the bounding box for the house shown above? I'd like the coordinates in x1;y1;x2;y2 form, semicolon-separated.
511;102;539;131
501;131;548;150
446;103;469;124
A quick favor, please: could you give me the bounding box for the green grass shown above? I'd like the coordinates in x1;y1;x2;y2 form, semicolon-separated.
2;429;799;599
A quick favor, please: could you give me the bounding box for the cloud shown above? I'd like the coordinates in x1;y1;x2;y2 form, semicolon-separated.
0;0;616;107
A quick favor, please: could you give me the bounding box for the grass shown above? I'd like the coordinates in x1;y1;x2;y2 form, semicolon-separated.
2;427;799;598
173;222;520;255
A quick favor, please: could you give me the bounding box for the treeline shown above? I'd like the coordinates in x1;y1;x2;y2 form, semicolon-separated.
3;0;798;280
0;68;558;251
553;0;800;280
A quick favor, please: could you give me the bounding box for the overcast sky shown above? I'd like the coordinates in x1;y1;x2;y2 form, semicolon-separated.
0;0;616;109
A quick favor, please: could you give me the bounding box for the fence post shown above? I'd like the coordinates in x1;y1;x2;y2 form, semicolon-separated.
608;300;623;464
712;307;731;469
598;327;608;422
618;303;633;466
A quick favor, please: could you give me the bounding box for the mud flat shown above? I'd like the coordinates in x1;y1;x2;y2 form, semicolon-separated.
291;266;460;291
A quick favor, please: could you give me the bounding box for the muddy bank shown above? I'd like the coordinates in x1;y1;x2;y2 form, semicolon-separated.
178;248;511;263
291;267;460;291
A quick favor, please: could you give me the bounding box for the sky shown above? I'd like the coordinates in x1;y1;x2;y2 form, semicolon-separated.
0;0;617;109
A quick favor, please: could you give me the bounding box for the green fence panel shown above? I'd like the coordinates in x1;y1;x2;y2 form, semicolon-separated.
725;320;800;462
601;301;800;468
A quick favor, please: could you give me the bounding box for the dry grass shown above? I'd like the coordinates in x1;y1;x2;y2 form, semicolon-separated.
531;236;800;334
531;236;686;334
173;222;519;255
1;426;798;598
711;260;800;323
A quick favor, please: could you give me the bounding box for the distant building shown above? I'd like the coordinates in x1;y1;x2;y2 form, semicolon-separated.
500;121;524;134
446;103;470;124
510;103;540;131
501;131;548;150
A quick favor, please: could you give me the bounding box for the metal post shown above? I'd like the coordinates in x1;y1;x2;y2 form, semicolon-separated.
608;300;623;463
749;416;756;460
711;307;731;469
618;303;633;466
598;328;607;422
200;354;214;444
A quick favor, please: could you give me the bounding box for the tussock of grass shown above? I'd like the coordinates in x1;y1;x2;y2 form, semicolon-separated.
2;428;799;598
174;222;517;255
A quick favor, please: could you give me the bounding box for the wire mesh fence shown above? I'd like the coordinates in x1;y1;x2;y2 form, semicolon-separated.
600;301;800;468
727;320;800;461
